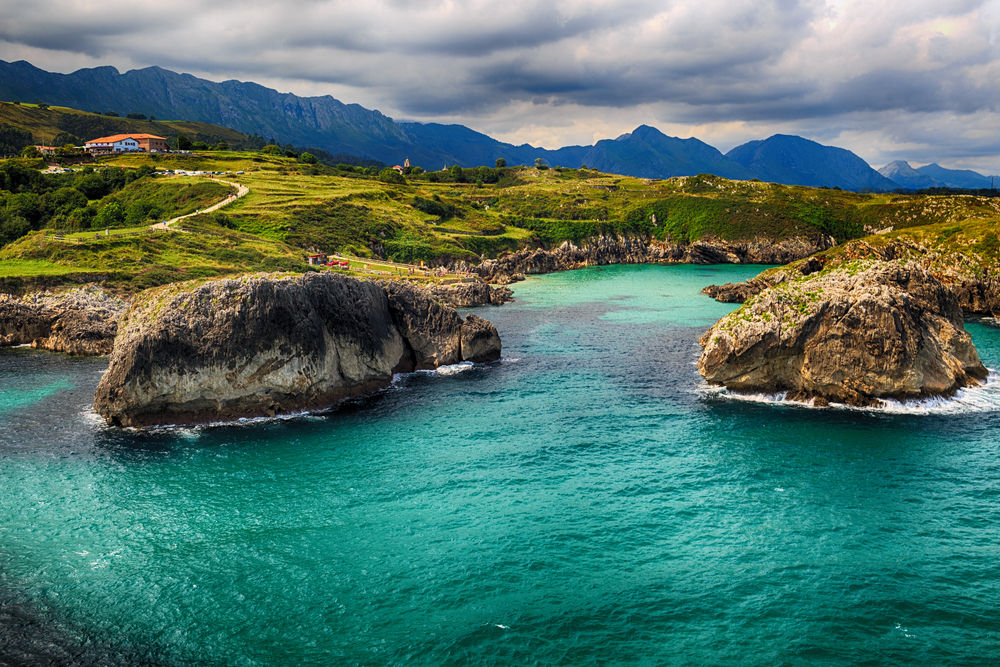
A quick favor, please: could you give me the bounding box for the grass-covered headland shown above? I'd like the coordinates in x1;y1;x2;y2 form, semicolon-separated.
2;146;999;293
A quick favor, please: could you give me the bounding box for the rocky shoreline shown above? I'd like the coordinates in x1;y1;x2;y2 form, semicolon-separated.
93;273;501;427
702;238;1000;318
471;234;836;283
0;287;127;355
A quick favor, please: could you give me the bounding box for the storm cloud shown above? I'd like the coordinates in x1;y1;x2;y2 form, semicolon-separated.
1;0;998;170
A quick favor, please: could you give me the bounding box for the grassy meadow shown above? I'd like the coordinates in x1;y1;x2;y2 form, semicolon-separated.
3;147;1000;292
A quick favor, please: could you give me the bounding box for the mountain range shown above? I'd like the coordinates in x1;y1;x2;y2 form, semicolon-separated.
0;59;996;192
878;160;998;190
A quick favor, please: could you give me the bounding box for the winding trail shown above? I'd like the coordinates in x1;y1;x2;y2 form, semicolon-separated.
150;179;249;231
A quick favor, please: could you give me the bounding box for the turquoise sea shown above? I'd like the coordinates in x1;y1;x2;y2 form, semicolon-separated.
2;264;1000;665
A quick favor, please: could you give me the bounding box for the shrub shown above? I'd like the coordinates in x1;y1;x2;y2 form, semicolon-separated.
412;196;459;219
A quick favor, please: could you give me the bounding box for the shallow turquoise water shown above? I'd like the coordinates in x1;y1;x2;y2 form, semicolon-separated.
2;264;1000;665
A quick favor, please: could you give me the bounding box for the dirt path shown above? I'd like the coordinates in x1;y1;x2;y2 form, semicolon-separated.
149;179;249;231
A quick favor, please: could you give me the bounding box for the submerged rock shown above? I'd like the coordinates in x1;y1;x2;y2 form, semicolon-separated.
94;273;501;427
0;286;127;355
697;261;987;407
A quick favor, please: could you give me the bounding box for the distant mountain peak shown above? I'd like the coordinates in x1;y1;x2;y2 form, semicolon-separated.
0;58;973;192
727;134;898;191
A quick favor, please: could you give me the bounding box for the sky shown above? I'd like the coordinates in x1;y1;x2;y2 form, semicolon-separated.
1;0;999;172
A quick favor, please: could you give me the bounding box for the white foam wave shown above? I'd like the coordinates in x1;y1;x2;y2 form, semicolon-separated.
124;407;327;433
393;360;489;384
700;370;1000;415
436;361;475;376
78;408;106;427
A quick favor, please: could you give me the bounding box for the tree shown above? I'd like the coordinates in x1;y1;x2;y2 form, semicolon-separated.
94;202;125;229
377;167;405;184
534;157;548;170
46;187;87;216
0;124;34;156
190;141;209;150
474;166;497;184
20;146;41;159
215;141;229;151
52;132;81;147
299;152;317;164
448;165;465;182
0;215;30;245
261;144;283;155
74;173;110;199
495;158;506;168
176;134;192;150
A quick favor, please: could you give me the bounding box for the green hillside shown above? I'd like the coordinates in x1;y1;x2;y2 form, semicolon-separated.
0;101;252;148
2;147;999;292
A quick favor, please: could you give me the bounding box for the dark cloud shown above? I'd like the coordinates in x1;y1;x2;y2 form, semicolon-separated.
1;0;999;169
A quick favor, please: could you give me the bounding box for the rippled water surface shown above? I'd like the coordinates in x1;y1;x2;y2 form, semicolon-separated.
2;264;1000;665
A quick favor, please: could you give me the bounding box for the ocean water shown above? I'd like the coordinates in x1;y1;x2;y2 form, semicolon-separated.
2;264;1000;665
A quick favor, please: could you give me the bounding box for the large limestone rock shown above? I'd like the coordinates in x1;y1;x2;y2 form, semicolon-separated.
94;273;501;427
0;286;127;355
698;261;988;406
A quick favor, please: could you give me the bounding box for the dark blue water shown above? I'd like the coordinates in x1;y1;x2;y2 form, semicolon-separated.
2;264;1000;665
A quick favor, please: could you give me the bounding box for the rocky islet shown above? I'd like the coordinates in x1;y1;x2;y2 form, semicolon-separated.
697;261;988;406
92;272;502;427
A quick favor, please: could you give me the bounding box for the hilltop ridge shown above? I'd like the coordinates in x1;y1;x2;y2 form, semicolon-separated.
8;60;997;192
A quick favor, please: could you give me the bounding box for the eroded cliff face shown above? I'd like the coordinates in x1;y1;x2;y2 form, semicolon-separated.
698;261;988;407
474;235;835;283
0;287;127;355
93;273;501;427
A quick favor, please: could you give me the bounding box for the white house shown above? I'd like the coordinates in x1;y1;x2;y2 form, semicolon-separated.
84;134;148;155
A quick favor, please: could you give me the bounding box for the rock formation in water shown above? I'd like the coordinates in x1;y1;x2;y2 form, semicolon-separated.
421;281;513;307
0;286;127;355
474;234;834;283
93;273;502;427
698;261;988;407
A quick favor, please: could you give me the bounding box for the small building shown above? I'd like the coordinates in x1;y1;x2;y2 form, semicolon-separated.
84;133;168;155
306;253;328;265
34;145;57;156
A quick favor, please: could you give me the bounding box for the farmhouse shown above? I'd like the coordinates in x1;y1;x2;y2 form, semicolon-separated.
85;133;168;154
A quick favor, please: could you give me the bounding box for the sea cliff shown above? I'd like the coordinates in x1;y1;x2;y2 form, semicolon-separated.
93;273;501;427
